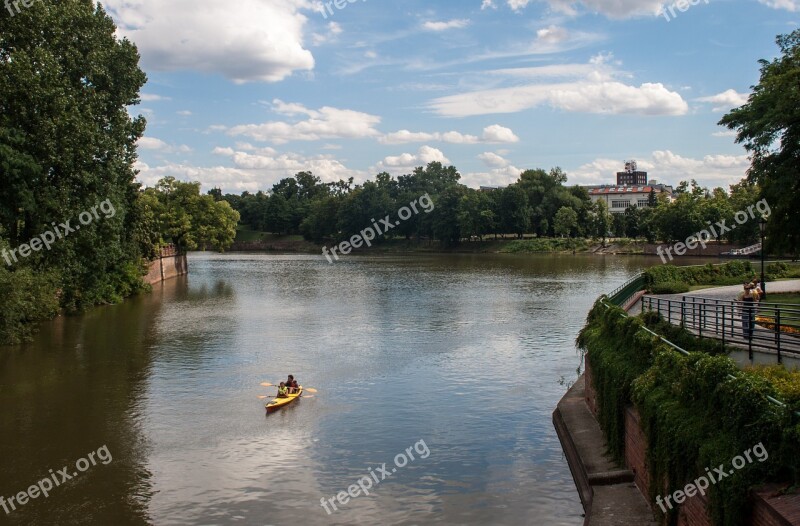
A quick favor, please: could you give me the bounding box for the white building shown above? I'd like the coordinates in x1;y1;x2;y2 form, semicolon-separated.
588;184;673;214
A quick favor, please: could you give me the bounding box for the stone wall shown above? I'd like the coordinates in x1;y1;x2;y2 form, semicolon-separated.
144;245;187;285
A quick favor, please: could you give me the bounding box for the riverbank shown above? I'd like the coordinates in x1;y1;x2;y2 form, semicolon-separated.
229;232;774;259
229;234;648;255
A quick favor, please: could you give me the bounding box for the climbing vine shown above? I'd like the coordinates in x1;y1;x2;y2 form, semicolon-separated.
577;299;799;526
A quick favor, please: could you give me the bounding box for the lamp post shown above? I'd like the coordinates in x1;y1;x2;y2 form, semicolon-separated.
759;217;767;299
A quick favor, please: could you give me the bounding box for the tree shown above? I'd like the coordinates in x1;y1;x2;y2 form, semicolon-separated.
0;0;153;311
499;185;531;238
146;177;239;251
719;29;800;254
592;200;611;244
554;206;578;238
458;190;494;241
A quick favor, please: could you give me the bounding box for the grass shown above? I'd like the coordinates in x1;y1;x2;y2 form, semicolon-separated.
234;228;304;243
768;293;800;306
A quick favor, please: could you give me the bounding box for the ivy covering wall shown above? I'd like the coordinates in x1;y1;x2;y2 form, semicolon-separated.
577;299;800;526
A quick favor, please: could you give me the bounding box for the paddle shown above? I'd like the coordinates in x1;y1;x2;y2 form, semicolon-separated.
257;387;318;399
260;382;318;393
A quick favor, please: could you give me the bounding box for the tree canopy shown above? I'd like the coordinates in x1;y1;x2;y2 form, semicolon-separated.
720;29;800;255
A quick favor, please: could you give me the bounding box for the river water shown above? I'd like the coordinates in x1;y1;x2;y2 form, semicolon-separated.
0;252;659;525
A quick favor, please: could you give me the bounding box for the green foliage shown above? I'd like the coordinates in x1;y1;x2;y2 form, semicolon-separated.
553;206;578;238
0;1;161;340
650;281;691;294
720;29;800;255
745;365;800;409
578;301;799;526
645;262;759;290
501;237;590;253
0;264;60;344
146;177;240;252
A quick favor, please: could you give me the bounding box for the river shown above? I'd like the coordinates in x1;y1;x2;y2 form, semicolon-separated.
0;252;661;525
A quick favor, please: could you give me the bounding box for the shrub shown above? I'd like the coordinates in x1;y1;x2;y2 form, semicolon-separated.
650;281;690;294
0;266;61;344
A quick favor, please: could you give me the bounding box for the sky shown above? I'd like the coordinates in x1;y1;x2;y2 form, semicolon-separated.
102;0;798;194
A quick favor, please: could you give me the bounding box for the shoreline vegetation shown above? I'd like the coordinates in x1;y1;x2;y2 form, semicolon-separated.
228;231;755;257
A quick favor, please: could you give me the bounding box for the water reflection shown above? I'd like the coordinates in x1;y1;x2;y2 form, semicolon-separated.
1;252;673;526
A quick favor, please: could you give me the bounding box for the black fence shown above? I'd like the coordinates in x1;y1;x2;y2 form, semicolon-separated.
642;295;800;363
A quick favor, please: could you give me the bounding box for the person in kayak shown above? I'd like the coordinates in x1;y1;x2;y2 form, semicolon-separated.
286;375;299;394
277;382;289;398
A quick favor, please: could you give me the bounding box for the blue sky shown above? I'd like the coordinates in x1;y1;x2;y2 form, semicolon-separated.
103;0;797;193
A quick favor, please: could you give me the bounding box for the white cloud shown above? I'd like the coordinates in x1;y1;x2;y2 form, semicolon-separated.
696;89;750;112
427;54;685;117
104;0;315;83
536;25;569;44
712;130;737;138
429;81;688;117
138;137;192;154
757;0;800;11
176;110;193;116
482;125;520;143
137;145;365;193
379;125;519;145
481;0;497;8
567;150;750;188
226;100;381;144
312;21;343;45
462;164;523;188
140;93;171;102
372;146;451;175
423;19;471;31
478;152;510;168
504;0;664;18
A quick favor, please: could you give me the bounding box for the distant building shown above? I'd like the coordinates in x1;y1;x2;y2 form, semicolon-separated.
588;185;673;214
479;185;506;192
616;160;648;186
584;161;674;214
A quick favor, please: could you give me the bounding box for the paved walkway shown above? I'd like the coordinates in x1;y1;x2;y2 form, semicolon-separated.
665;279;800;303
553;376;658;526
630;280;800;365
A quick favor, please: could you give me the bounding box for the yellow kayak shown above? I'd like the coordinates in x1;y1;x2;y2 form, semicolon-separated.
265;387;303;413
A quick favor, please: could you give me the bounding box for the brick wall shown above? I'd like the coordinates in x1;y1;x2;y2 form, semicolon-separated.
751;485;800;526
624;407;651;498
676;492;711;526
586;373;796;525
584;356;598;417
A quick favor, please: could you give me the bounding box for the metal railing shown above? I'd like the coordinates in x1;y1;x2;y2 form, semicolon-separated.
607;273;646;308
600;297;799;418
641;295;800;363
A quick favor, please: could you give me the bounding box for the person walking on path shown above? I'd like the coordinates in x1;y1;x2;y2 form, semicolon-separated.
738;283;758;339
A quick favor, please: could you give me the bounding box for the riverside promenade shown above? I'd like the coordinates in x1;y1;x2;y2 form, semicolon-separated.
553;291;658;526
632;279;800;367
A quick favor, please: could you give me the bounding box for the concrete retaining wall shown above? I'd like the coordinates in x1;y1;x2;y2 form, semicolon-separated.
144;245;187;285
